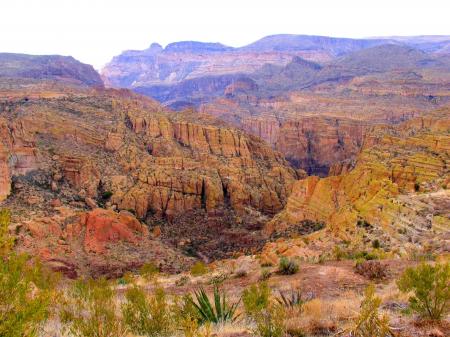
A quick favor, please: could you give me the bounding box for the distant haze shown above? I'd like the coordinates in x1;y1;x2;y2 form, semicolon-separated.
1;0;449;69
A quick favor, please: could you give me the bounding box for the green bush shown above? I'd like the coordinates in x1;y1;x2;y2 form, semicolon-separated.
259;268;272;281
190;261;208;276
188;286;240;324
242;282;271;318
253;303;286;337
397;263;450;320
122;285;174;336
350;284;393;337
0;209;13;255
278;257;299;275
0;254;57;337
372;239;381;249
60;278;127;337
101;191;113;200
139;262;159;280
173;294;201;336
0;208;58;337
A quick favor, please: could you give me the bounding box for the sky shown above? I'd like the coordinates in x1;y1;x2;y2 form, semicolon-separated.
1;0;450;69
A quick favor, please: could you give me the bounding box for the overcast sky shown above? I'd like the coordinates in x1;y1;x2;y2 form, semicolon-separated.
1;0;449;69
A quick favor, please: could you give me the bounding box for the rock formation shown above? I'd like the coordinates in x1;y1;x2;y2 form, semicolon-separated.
0;79;298;275
267;109;450;246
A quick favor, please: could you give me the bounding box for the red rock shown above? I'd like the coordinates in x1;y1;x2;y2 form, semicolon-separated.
76;208;149;254
152;226;162;238
50;199;62;207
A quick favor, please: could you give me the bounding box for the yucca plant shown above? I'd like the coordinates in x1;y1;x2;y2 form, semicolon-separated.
188;286;240;324
275;289;304;308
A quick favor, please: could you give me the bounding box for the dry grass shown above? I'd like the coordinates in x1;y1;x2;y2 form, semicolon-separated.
285;293;360;336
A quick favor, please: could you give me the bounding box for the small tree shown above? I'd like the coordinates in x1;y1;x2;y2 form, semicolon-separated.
397;263;450;320
350;284;393;337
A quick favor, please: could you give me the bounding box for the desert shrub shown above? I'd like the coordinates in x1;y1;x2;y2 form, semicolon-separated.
0;209;58;337
60;278;127;337
190;261;208;276
188;286;240;324
253;303;286;337
175;275;190;286
242;282;271;318
299;298;337;335
117;271;134;285
208;273;228;285
278;257;299;275
235;268;247;278
140;262;159;280
101;191;113;200
353;251;379;261
276;289;304;308
397;262;450;320
355;260;388;280
173;294;201;336
260;268;272;281
372;239;381;249
0;254;57;337
350;284;393;337
122;285;174;336
0;209;13;255
333;245;348;261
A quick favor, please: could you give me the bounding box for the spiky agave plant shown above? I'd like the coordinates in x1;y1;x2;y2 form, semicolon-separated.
275;289;304;308
188;286;240;324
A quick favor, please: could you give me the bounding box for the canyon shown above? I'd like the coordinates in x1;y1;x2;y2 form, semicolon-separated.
0;35;449;278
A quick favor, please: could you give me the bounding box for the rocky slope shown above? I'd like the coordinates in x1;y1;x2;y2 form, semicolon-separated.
0;78;298;276
265;109;450;258
0;53;103;87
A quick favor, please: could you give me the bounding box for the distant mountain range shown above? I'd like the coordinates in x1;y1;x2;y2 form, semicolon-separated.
0;53;103;87
101;34;450;107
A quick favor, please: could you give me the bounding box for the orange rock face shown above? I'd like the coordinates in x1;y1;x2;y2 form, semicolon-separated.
0;87;297;220
241;116;366;175
0;83;298;275
69;208;149;254
268;110;450;240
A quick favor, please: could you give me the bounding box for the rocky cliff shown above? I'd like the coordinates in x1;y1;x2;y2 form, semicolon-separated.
0;81;298;275
267;109;450;249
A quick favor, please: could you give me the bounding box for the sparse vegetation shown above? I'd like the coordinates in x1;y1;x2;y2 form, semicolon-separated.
190;261;208;276
278;257;299;275
260;268;272;281
350;284;393;337
372;239;381;249
140;262;159;280
242;282;271;318
355;260;388;280
397;262;450;320
276;289;304;308
122;285;174;336
59;278;127;337
0;209;58;337
253;303;286;337
101;191;113;200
